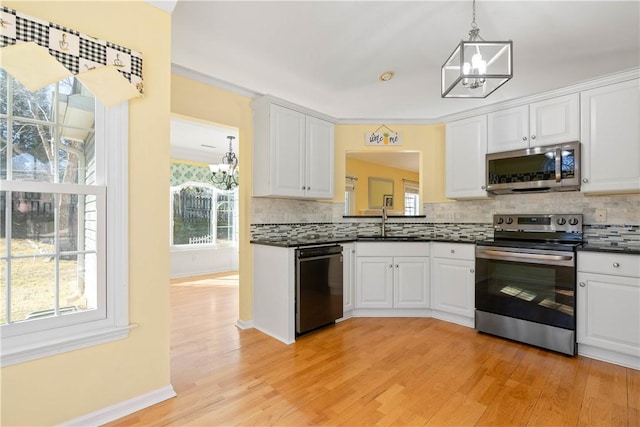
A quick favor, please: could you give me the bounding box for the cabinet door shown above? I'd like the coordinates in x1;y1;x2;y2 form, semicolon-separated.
356;257;393;308
487;105;529;153
580;79;640;193
305;116;334;199
529;94;579;147
269;104;306;197
445;115;488;199
577;272;640;357
393;257;429;308
342;243;356;313
432;258;475;318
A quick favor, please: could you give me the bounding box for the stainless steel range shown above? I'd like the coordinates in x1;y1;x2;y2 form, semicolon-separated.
475;214;583;355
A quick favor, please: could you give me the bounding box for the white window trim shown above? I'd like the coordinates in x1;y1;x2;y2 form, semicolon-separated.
1;103;131;367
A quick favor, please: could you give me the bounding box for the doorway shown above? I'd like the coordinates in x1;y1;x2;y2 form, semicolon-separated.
169;117;240;278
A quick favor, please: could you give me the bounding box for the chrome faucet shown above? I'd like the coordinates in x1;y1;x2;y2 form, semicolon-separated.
381;206;388;237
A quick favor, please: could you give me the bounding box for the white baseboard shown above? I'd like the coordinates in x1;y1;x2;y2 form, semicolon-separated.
58;385;176;427
236;318;253;329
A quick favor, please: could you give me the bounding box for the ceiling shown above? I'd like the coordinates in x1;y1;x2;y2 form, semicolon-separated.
171;1;640;122
170;117;239;163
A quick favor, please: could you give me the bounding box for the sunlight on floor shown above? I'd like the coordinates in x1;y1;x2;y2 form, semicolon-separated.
171;272;238;287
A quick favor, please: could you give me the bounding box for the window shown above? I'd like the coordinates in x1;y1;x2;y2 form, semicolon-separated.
0;70;129;366
170;182;238;248
404;180;420;215
345;175;356;215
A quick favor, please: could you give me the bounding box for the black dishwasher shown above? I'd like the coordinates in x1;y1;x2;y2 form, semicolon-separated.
295;244;344;335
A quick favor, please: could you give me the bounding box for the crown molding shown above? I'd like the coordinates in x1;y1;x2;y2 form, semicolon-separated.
439;68;640;123
172;64;639;125
172;64;262;99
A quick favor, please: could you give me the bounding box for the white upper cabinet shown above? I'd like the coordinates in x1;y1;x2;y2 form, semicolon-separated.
580;79;640;194
487;94;579;153
305;115;334;198
252;98;334;199
445;115;489;199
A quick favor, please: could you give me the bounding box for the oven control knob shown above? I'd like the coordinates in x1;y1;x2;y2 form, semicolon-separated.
557;217;567;225
505;217;513;224
569;218;579;226
496;217;504;224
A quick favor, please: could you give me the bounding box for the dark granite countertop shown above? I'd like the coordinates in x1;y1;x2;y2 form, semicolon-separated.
577;243;640;255
250;235;482;248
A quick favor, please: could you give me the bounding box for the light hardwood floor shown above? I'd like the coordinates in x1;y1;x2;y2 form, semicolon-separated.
107;273;639;426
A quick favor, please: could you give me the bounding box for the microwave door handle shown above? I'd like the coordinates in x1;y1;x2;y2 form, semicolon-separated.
555;148;562;182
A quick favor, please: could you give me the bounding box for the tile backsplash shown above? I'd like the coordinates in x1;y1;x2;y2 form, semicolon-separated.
251;192;639;247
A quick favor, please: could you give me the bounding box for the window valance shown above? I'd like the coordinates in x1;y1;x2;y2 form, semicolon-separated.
0;6;143;106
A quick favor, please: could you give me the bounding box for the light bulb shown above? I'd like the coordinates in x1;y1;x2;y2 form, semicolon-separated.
471;53;486;74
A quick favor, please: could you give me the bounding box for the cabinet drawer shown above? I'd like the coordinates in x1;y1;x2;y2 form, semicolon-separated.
432;242;475;260
356;242;430;257
578;252;640;278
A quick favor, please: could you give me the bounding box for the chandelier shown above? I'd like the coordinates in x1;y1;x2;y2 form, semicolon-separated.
209;135;238;191
441;0;512;98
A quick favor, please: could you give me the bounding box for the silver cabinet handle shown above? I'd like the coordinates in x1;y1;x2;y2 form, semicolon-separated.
395;264;399;268
579;282;586;287
531;135;536;140
302;186;306;190
613;262;620;268
522;136;527;141
389;264;393;268
582;178;589;183
450;249;455;254
470;269;475;273
481;185;486;190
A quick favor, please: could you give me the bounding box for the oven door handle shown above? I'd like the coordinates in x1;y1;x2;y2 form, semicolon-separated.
482;250;573;262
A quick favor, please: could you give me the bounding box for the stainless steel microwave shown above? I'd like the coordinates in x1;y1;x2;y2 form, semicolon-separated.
486;141;581;195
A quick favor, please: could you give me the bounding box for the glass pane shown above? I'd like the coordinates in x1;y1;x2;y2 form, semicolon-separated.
58;193;79;253
12;121;54;182
173;187;213;245
59;252;96;313
12;78;54;122
1;118;6;180
10;256;55;322
0;191;5;257
0;68;7;115
11;192;56;256
0;259;6;324
59;132;95;185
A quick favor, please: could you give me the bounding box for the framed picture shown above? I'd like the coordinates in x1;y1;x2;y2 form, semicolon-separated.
383;194;393;208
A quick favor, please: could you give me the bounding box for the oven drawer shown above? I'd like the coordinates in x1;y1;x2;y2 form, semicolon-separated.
432;242;475;260
577;252;640;278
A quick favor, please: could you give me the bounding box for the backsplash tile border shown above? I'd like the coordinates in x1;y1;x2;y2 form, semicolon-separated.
251;222;639;248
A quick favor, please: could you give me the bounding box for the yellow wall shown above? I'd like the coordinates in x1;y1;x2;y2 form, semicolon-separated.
346;157;420;213
171;74;254;321
1;1;172;425
335;123;449;205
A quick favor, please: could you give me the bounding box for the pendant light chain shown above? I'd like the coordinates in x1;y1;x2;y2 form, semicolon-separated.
469;0;483;40
471;0;477;29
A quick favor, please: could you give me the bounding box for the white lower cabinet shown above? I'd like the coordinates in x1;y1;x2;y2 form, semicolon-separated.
430;243;476;327
355;242;430;314
341;243;356;318
577;252;640;370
